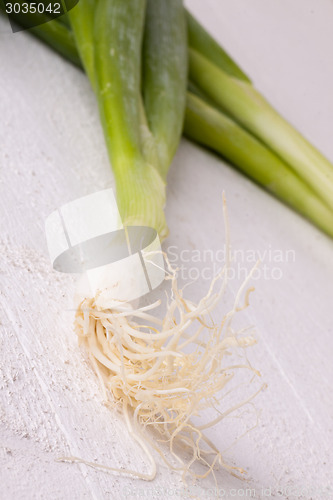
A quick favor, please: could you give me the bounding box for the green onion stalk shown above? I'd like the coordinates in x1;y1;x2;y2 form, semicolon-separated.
188;48;333;215
68;0;187;240
3;0;333;482
184;93;333;236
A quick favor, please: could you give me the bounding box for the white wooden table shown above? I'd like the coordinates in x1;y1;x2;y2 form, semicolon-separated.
1;1;333;498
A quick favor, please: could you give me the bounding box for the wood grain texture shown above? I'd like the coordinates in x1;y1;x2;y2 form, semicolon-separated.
1;1;333;498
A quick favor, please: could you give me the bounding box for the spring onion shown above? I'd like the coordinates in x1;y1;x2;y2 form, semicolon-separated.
60;199;264;482
4;6;333;237
3;0;333;483
189;48;333;214
69;0;166;239
68;2;260;482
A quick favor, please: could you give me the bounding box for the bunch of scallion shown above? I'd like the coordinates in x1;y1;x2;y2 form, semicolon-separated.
2;0;332;483
2;0;333;238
